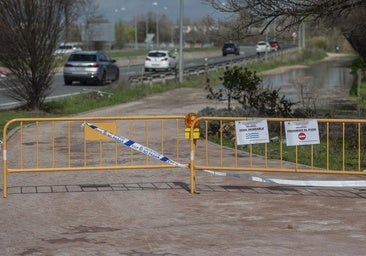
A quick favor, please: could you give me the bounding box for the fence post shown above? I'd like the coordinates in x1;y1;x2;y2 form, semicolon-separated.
2;128;8;198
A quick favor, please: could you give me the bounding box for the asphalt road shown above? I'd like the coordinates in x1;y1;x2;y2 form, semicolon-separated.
0;46;258;109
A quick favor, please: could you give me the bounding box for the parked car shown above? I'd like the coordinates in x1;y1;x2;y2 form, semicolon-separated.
54;43;82;55
269;41;280;51
63;51;120;85
144;50;177;72
256;41;271;54
222;42;240;56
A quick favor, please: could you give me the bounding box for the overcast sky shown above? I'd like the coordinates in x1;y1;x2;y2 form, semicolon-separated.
95;0;228;23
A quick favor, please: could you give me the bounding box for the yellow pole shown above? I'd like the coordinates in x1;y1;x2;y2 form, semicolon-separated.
2;147;7;198
190;135;196;194
2;121;8;198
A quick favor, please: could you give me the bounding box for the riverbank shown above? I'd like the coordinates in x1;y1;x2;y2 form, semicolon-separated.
260;52;354;76
260;53;358;112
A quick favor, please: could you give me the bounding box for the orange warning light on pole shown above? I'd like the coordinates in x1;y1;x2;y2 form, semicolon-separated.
184;113;200;139
185;112;199;128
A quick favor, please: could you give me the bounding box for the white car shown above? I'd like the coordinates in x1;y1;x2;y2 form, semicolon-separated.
54;43;82;55
144;50;177;72
256;41;271;54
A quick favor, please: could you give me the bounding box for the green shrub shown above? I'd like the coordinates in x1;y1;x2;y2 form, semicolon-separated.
307;36;328;51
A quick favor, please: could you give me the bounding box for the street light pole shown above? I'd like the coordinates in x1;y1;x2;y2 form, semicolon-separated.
178;0;184;83
152;3;168;49
156;15;159;48
152;2;160;49
134;16;138;49
146;14;149;49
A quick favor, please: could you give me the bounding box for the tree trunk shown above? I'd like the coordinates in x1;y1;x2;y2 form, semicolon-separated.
357;69;364;97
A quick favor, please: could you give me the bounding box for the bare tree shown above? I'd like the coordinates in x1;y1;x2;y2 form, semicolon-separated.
335;6;366;64
205;0;366;62
0;0;70;110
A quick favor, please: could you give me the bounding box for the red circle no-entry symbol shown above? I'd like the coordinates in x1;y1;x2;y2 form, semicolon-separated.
298;132;306;140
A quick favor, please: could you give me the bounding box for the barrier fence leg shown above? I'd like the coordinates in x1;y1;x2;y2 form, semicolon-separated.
2;151;7;198
190;139;197;194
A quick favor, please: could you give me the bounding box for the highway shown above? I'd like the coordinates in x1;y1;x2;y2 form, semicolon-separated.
0;45;262;109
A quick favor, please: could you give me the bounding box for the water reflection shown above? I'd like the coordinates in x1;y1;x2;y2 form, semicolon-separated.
261;57;354;108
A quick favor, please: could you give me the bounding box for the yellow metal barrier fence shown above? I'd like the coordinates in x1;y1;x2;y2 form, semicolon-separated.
189;117;366;193
3;115;366;197
2;116;188;197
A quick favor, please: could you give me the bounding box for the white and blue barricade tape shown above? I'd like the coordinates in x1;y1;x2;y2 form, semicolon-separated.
84;122;186;168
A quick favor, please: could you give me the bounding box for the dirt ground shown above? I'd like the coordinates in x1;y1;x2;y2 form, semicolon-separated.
1;53;366;256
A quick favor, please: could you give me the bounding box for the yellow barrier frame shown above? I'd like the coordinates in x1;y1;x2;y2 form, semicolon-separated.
3;115;366;197
2;116;186;197
189;117;366;194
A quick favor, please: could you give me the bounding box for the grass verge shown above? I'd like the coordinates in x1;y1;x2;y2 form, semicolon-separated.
210;134;362;171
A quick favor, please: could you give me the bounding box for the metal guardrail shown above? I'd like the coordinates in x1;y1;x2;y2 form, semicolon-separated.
127;48;299;85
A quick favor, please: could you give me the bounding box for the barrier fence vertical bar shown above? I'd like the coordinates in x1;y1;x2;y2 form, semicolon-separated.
175;119;180;163
205;120;209;166
295;145;298;171
342;122;345;171
20;122;23;169
99;140;103;165
114;120;119;165
326;122;330;170
280;121;283;168
129;120;134;165
68;121;71;167
358;123;361;171
161;119;165;157
2;138;7;198
115;135;118;165
2;121;9;198
265;143;268;168
52;121;55;167
220;120;223;167
36;121;39;168
311;145;314;169
83;128;87;166
249;144;253;167
145;120;149;165
235;136;238;167
189;126;196;194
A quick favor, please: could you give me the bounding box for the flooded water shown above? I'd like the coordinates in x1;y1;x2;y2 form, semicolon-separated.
261;56;355;109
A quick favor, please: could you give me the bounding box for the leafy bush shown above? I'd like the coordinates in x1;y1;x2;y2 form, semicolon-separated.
307;36;328;51
197;107;249;139
206;65;295;117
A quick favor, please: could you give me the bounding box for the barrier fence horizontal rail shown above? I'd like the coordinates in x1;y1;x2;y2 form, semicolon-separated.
2;116;188;197
188;116;366;193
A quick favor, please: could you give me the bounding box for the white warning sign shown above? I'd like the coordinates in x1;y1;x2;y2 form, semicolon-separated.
235;119;269;145
285;119;320;146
